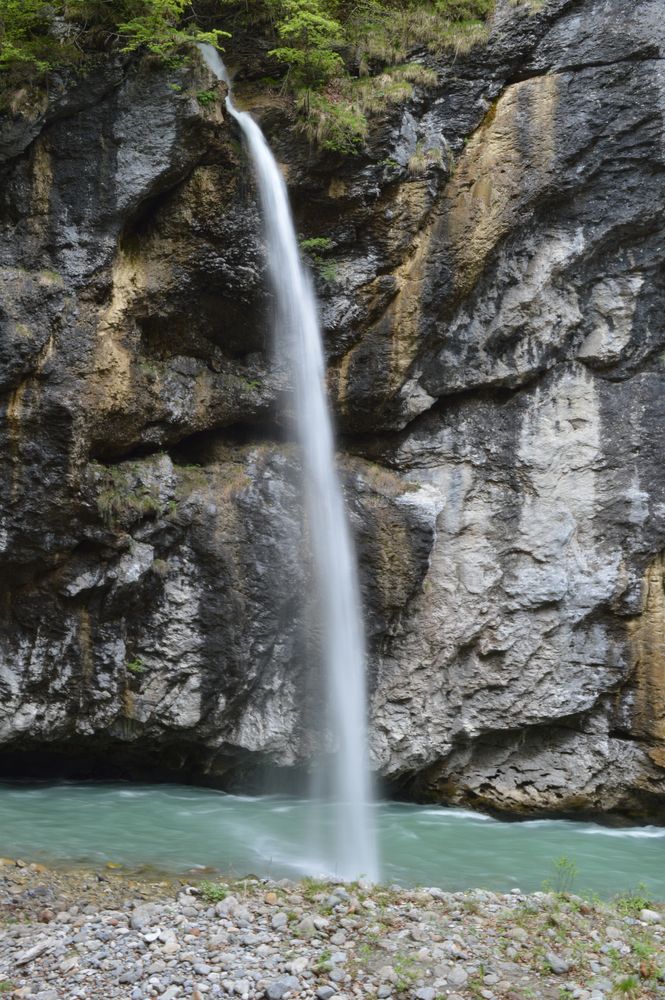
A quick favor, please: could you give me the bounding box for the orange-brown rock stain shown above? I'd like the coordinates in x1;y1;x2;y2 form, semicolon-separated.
77;607;94;718
446;73;558;298
5;381;30;500
335;180;439;414
335;73;559;417
29;141;53;235
628;554;665;769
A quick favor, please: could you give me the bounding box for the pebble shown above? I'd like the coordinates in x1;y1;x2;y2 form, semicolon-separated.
546;952;571;975
131;903;159;930
0;864;661;1000
447;967;468;987
265;976;300;1000
640;908;662;923
508;926;528;942
297;916;317;937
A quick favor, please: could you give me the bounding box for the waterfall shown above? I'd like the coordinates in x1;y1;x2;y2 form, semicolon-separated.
198;44;378;882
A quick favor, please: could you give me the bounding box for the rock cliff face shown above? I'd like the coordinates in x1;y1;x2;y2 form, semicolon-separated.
1;0;664;819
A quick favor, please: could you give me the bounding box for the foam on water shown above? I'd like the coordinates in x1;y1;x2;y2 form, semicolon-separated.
0;782;662;897
579;827;665;839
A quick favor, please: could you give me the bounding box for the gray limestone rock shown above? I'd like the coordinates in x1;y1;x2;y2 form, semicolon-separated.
265;976;300;1000
0;0;663;820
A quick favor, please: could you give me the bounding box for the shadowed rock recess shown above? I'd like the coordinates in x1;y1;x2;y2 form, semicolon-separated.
1;0;664;820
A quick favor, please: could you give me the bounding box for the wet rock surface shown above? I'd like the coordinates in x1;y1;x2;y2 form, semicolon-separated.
0;0;664;816
1;861;664;1000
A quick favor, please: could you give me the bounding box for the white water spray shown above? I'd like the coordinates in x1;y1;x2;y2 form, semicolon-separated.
199;44;378;882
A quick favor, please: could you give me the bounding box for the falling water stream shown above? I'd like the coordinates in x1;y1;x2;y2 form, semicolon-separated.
198;45;378;881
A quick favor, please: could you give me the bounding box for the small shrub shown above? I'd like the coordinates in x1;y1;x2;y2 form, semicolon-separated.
126;658;147;676
199;881;227;903
615;884;652;918
606;946;623;973
317;260;337;282
93;460;165;528
345;71;413;113
509;0;545;10
196;88;217;106
392;954;419;992
299;236;337;281
299;236;334;255
97;486;162;526
313;948;332;972
300;875;331;900
392;61;438;86
630;936;655;959
542;855;578;895
299;92;368;154
408;142;444;175
613;976;640;998
268;0;344;88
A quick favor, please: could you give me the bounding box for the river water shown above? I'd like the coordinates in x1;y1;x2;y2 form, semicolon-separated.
0;782;662;897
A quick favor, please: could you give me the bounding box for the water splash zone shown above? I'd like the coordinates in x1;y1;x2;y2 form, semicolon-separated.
198;44;377;881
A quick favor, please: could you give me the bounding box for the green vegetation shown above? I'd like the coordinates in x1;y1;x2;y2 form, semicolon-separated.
1;0;495;153
0;985;15;996
299;91;368;154
267;0;494;153
296;60;437;152
408;140;444;174
198;880;228;903
300;875;332;898
615;884;652;917
542;855;578;895
392;953;419;992
299;235;337;281
313;948;332;972
612;976;640;998
126;658;147;675
0;0;229;74
493;891;665;998
92;460;166;529
510;0;545;10
196;87;218;105
268;0;344;88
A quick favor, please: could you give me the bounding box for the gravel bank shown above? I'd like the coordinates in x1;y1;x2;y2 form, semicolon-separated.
0;859;663;1000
